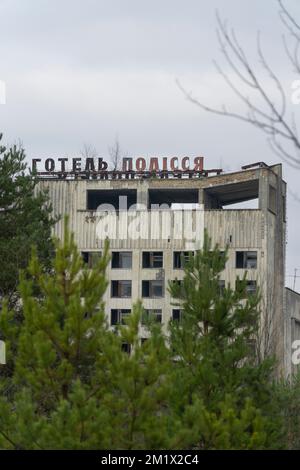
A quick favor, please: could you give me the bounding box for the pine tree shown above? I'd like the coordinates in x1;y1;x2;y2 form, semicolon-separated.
167;231;282;449
0;221;172;449
96;304;171;450
0;133;55;309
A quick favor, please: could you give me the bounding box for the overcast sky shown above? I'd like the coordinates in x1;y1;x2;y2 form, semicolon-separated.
0;0;299;289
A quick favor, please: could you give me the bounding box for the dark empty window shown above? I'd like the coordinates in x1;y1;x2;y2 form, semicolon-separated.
81;251;102;268
87;189;137;210
173;251;193;269
236;251;257;269
111;309;131;325
142;252;163;268
142;280;164;298
148;189;198;208
111;252;132;269
236;252;243;268
172;309;183;321
142;309;162;325
111;280;132;298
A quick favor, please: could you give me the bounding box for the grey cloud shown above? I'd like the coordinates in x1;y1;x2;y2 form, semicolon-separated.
0;0;299;289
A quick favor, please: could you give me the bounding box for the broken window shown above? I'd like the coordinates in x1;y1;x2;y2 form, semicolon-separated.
111;309;131;325
142;309;162;325
111;280;132;298
142;280;164;298
236;251;257;269
111;251;132;269
81;251;102;268
142;251;163;268
173;251;193;269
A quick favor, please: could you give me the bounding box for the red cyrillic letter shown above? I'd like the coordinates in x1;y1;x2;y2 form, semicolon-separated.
181;157;190;170
194;156;204;171
136;157;146;171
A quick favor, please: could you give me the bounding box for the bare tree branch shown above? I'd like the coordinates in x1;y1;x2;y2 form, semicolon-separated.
80;143;98;160
279;0;300;75
177;1;300;169
79;138;126;171
279;0;300;35
108;136;123;170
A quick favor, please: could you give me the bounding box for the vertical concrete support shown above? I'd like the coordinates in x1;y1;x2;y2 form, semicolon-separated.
198;189;204;205
258;172;269;210
273;166;287;377
259;165;287;376
136;181;149;209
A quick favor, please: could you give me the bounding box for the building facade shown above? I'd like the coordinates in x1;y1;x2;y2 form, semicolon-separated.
37;161;290;374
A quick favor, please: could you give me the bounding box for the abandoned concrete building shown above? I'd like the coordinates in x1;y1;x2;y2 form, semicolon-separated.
36;159;299;376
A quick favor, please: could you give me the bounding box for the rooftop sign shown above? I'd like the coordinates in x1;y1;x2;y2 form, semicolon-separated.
32;156;222;179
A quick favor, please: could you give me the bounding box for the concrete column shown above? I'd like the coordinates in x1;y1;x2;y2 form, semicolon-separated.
258;172;269;210
137;181;149;209
198;188;205;206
